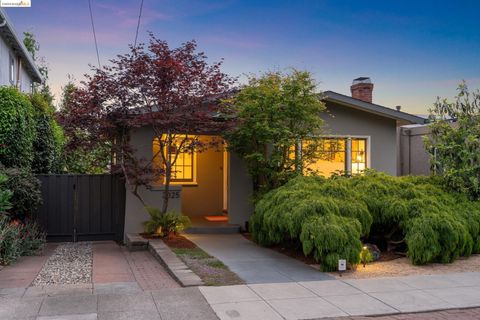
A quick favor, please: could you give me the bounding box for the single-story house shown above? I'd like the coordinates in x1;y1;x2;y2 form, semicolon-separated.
124;77;427;236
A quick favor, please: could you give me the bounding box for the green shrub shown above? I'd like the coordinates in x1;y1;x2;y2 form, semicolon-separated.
251;171;480;270
18;219;46;255
0;87;36;168
143;207;191;235
0;215;22;265
0;165;42;220
30;93;57;173
0;173;12;213
300;214;362;271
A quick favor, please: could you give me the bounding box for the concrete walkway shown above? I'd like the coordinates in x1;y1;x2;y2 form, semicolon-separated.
186;234;333;283
200;272;480;320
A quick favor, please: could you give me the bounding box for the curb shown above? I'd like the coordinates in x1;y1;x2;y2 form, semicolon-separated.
148;239;204;287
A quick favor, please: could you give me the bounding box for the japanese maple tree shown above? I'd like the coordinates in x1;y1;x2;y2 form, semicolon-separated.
61;34;235;213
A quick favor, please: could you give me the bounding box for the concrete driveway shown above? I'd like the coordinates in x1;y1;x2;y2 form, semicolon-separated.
186;234;333;283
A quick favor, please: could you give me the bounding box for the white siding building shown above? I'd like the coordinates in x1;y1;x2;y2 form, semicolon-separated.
0;8;42;92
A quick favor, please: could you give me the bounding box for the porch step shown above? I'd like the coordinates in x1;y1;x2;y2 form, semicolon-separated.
184;224;241;234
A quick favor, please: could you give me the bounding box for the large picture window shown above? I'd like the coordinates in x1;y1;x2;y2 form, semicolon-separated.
304;137;368;177
304;139;346;176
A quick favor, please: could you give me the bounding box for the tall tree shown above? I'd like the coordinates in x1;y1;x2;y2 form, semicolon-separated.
61;34;234;213
426;82;480;199
23;32;53;104
57;78;110;174
225;70;325;197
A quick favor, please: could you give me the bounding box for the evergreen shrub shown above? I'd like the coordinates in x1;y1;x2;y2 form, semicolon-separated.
251;171;480;271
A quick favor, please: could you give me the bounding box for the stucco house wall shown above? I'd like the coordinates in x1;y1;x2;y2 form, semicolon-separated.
321;101;399;175
123;126;181;238
228;153;254;230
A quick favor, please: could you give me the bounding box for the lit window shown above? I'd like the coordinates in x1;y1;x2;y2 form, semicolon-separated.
303;137;368;177
352;138;367;175
304;139;346;176
152;135;196;185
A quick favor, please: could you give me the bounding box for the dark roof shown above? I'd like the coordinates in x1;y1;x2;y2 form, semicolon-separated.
323;91;427;125
0;9;42;83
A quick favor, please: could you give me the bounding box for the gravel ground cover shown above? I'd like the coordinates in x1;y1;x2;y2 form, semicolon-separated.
329;254;480;279
33;242;92;286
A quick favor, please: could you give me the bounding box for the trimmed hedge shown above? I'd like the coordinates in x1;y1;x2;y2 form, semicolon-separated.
251;171;480;271
0;87;36;168
0;165;42;220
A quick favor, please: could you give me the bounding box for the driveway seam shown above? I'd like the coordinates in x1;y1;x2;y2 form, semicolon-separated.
150;290;164;320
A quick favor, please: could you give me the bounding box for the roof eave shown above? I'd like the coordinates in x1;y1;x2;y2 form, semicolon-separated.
323;91;427;125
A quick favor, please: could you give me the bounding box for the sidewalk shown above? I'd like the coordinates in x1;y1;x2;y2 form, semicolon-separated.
0;286;217;320
200;272;480;320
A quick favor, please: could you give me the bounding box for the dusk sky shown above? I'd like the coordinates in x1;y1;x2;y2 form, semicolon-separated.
5;0;480;114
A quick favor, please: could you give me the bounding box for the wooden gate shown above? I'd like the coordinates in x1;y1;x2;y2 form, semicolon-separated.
36;175;126;242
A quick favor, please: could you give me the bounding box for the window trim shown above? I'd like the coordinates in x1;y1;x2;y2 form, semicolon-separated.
167;148;197;185
9;53;15;85
152;137;198;186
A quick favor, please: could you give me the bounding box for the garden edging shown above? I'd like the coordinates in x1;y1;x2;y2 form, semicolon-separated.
125;234;204;287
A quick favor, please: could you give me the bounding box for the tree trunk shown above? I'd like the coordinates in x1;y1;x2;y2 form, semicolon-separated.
162;163;171;214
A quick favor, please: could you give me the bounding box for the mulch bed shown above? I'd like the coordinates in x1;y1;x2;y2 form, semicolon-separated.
163;234;245;286
163;234;197;249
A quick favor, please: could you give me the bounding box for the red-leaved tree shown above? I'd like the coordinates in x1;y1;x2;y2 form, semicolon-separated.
59;34;235;213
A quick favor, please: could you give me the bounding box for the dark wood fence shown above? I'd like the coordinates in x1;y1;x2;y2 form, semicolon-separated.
36;175;126;242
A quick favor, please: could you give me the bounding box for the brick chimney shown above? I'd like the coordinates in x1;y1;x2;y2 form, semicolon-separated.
350;77;373;103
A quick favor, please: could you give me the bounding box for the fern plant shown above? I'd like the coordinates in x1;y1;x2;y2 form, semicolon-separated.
143;207;191;236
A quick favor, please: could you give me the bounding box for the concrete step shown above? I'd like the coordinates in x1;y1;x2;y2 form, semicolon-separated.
184;224;241;234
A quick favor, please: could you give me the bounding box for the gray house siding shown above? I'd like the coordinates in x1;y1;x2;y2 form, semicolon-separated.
0;35;30;89
228;153;253;230
19;61;33;93
321;101;398;175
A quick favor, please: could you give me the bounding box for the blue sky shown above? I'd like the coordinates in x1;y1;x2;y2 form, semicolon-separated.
5;0;480;114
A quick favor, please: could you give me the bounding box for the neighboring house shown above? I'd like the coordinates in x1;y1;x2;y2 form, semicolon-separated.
0;8;42;92
398;124;433;176
124;77;427;236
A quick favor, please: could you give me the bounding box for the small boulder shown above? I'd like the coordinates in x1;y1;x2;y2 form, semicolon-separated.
364;243;381;261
